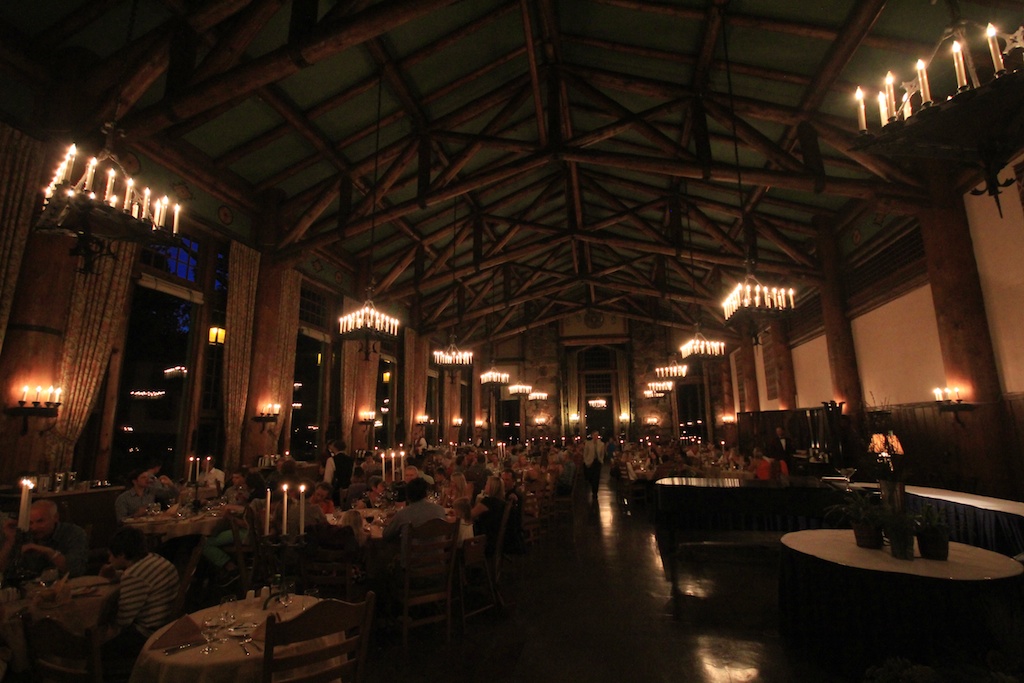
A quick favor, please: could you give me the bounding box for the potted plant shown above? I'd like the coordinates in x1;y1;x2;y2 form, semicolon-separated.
914;505;949;560
882;507;916;560
826;489;884;549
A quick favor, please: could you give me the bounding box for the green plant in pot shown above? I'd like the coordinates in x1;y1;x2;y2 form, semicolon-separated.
914;505;949;561
882;507;916;561
826;489;884;549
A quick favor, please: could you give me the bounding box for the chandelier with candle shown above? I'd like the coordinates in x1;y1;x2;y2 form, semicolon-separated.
655;358;688;379
36;142;185;273
648;381;675;394
432;333;473;366
679;325;726;362
852;21;1024;215
480;366;509;387
508;383;532;396
587;398;608;409
643;389;664;399
528;391;548;401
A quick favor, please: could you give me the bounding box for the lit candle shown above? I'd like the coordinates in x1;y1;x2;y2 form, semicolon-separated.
944;387;952;400
854;86;867;129
83;157;97;191
104;168;116;201
901;93;911;120
46;385;53;403
188;456;195;483
877;91;888;127
17;478;34;532
954;387;961;401
54;387;62;404
264;488;271;535
142;188;151;220
390;452;396;481
916;60;932;105
884;72;896;121
281;484;289;535
64;145;77;183
299;484;306;534
20;385;27;403
380;452;386;482
933;388;943;402
952;41;968;90
34;386;41;403
123;178;134;211
986;24;1004;73
159;196;169;227
172;204;180;234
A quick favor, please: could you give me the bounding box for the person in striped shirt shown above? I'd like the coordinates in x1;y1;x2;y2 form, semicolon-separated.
100;527;179;664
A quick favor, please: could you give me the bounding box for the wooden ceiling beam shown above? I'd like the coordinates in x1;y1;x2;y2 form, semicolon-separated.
122;0;460;138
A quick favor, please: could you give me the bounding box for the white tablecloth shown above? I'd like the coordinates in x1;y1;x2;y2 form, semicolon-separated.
781;528;1023;580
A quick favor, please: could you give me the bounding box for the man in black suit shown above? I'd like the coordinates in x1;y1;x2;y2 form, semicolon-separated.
766;426;795;470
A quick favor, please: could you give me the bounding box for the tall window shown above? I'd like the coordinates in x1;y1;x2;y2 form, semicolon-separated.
292;334;325;460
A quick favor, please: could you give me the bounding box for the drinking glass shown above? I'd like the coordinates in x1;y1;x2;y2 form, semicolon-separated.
277;579;295;609
219;595;236;627
200;617;219;654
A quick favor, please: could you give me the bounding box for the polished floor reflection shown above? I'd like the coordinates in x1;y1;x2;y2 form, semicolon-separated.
363;469;847;683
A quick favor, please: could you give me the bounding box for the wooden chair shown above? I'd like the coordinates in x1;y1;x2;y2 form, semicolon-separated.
300;546;360;601
491;493;518;609
222;505;266;596
22;613;103;683
394;518;458;647
262;593;376;683
458;534;496;626
172;535;206;618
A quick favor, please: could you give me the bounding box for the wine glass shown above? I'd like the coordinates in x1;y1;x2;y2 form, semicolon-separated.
277;579;295;609
200;617;219;654
838;467;857;490
219;596;236;628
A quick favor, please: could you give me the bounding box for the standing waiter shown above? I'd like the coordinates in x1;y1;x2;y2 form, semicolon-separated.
582;431;606;502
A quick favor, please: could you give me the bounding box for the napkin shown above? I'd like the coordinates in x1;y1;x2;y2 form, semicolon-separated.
149;615;202;650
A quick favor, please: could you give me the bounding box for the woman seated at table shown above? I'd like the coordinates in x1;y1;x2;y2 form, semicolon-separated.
445;472;473;507
471;476;506;556
750;448;789;481
338;509;369;548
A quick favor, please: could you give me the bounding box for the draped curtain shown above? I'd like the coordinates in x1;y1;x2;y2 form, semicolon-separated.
47;242;139;472
403;328;429;442
0;125;47;355
222;241;260;471
269;268;302;453
565;351;579;429
615;348;631;426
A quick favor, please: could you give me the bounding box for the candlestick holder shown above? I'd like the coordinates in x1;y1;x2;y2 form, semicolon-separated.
938;399;975;426
5;402;61;435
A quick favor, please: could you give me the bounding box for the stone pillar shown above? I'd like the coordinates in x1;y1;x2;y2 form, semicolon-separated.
737;334;760;413
814;215;864;431
769;319;797;409
918;161;1013;497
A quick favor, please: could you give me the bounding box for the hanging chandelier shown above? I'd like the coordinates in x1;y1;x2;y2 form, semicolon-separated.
432;334;473;366
37;141;185;273
528;391;548;401
851;21;1024;216
655;358;688;379
723;273;796;321
338;75;399;350
643;389;665;399
508;383;532;396
648;380;675;394
587;398;608;409
480;365;509;386
680;326;727;361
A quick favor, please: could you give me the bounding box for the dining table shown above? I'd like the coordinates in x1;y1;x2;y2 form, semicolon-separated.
779;528;1024;675
129;593;320;683
121;508;232;542
0;574;120;674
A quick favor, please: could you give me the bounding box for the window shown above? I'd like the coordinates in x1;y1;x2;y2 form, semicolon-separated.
141;238;199;283
299;286;328;329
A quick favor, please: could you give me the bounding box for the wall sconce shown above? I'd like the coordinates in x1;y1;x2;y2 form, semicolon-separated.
252;403;281;431
933;386;975;424
645;416;660;426
452;417;464;426
416;414;430;424
381;371;391;383
618;412;630;422
474;419;484;427
6;384;63;435
569;412;579;423
359;410;376;424
534;416;548;426
208;326;225;345
721;414;736;424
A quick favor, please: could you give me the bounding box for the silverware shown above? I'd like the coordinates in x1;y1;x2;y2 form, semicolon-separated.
238;640;250;656
242;636;261;652
163;641;205;655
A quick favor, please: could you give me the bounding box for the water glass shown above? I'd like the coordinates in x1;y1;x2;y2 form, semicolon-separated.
219;595;236;626
200;617;219;654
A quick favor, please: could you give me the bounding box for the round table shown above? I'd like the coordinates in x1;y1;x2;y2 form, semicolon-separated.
129;595;319;683
779;529;1024;675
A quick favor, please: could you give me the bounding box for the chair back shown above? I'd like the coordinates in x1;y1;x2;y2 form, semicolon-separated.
396;518;458;646
262;593;376;683
172;536;206;618
23;613;102;683
492;493;516;580
300;544;360;601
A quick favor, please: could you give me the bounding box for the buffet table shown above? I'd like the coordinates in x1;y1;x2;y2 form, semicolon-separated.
779;529;1024;675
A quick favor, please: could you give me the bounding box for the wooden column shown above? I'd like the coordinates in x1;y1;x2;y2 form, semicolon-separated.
814;215;864;431
769;319;797;409
737;334;760;413
0;232;79;481
917;161;1013;497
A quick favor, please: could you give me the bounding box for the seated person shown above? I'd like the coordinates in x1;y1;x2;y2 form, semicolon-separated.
341;466;368;510
310;482;335;516
752;448;790;480
354;475;387;509
115;468;173;522
0;500;89;578
197;456;225;490
338;509;369;548
471;476;506;556
222;470;252;506
383;478;447;543
100;527;179;664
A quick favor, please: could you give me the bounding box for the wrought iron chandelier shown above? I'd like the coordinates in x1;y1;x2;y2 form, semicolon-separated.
648;381;675;394
527;391;548;401
432;333;473;366
679;326;726;361
654;358;688;379
587;398;608;410
480;365;509;387
508;383;532;396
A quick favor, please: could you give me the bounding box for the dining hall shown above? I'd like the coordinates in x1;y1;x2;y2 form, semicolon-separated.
2;1;1024;681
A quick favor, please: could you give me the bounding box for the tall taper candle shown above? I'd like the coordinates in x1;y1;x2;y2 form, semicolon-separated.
916;60;932;105
281;484;289;535
264;488;271;535
987;24;1005;72
952;41;968;90
17;479;34;532
299;484;306;534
